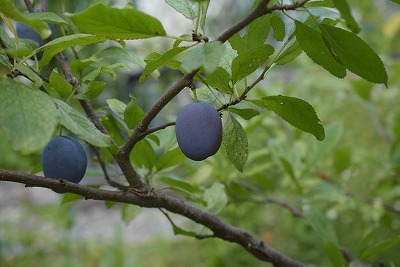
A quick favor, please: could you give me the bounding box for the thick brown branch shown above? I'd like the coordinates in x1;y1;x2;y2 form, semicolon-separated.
0;170;315;267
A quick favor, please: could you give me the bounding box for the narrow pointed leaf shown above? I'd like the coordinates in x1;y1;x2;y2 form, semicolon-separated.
332;0;360;33
295;21;346;78
223;113;248;172
320;24;388;86
251;95;325;141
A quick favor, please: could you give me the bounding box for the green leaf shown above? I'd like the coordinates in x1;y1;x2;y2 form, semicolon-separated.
206;67;232;94
82;63;130;83
325;241;346;267
228;107;260;120
360;236;400;261
200;0;210;32
295;21;346;78
229;33;245;53
165;0;198;20
251;95;325;141
333;147;351;173
303;206;339;244
61;193;85;204
106;98;126;120
203;182;228;214
121;204;141;224
38;34;107;67
70;4;166;40
245;15;271;50
156;147;187;171
49;69;73;99
231;44;274;83
160;177;201;193
54;99;112;147
320;24;388;86
14;63;43;88
124;97;145;130
24;11;69;25
222;113;249;172
140;47;186;83
275;41;302;65
270;14;285;41
279;157;302;193
332;0;360;33
172;224;197;237
181;41;226;74
130;139;156;169
0;78;58;154
74;81;106;100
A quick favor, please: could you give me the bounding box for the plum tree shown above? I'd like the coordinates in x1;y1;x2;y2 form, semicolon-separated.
175;102;222;161
42;136;87;184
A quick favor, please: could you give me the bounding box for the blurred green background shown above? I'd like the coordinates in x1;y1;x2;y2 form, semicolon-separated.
1;0;400;266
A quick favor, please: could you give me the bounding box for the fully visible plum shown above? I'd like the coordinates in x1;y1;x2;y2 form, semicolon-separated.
175;102;222;161
42;136;87;184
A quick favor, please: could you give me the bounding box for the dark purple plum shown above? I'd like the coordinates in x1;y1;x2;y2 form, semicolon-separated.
175;102;222;161
42;136;87;184
15;22;55;59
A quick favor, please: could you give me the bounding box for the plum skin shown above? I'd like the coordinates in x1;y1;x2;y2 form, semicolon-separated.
175;102;222;161
42;136;87;184
15;22;55;59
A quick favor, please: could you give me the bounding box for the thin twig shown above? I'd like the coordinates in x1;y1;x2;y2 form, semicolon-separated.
90;145;128;191
23;0;34;12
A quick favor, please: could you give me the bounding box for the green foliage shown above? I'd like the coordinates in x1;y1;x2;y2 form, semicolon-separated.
222;113;249;172
250;95;325;141
0;78;58;154
69;4;166;39
0;0;398;266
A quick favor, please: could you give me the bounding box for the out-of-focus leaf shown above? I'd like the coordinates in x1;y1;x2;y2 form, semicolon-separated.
228;107;260;120
181;41;226;74
203;182;228;214
165;0;197;20
121;204;141;224
130;139;156;169
156;148;187;171
124;97;145;130
0;78;58;154
360;236;400;261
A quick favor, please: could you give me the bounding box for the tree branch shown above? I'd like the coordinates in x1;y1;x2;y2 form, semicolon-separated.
0;169;315;267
